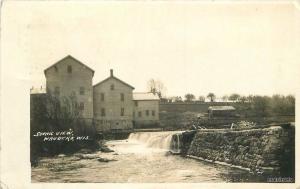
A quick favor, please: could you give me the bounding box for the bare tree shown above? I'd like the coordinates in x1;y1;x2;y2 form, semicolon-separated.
147;79;157;94
222;95;228;102
147;79;166;98
198;96;205;102
239;96;247;103
207;93;216;102
185;93;195;102
229;93;240;102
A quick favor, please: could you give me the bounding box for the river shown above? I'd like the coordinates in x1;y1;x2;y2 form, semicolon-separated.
31;131;266;183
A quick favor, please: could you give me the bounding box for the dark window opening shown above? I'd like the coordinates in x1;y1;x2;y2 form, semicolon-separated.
101;108;106;117
121;108;125;116
121;93;124;101
79;102;84;110
110;84;114;90
146;110;149;116
101;93;105;101
67;65;72;73
54;86;60;96
135;101;138;107
138;111;142;117
80;87;85;95
152;110;155;116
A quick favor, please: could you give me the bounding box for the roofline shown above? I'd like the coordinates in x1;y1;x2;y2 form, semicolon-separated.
93;76;135;89
133;92;153;94
133;99;160;101
208;109;235;110
44;55;95;76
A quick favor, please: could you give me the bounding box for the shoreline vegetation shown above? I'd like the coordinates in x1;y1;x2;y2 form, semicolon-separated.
30;93;101;166
30;93;295;168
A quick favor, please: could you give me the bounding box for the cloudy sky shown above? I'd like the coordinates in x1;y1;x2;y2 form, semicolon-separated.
2;1;300;98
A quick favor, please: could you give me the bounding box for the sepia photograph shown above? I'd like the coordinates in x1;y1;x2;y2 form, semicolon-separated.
1;0;299;187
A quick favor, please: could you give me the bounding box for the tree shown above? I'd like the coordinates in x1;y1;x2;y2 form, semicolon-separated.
222;95;228;102
185;93;195;102
239;96;247;103
198;96;205;102
177;96;183;102
207;93;216;102
30;92;98;161
251;95;270;116
147;79;166;98
270;94;295;115
285;95;295;114
229;93;240;102
171;96;183;102
247;95;254;103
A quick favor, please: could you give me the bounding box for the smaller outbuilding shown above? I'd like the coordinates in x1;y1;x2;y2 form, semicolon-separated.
133;92;160;128
208;106;236;119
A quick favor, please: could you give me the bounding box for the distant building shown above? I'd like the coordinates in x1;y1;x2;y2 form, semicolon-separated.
44;56;95;119
93;69;134;132
38;55;159;132
30;86;46;94
133;93;160;128
208;106;236;118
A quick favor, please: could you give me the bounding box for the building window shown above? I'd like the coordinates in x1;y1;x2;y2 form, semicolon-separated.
121;108;124;116
138;111;142;117
67;65;72;73
146;110;149;116
101;93;105;101
79;102;84;110
101;108;106;117
133;111;135;118
121;93;124;101
152;110;155;116
80;87;85;95
110;84;114;90
54;86;60;96
135;101;138;107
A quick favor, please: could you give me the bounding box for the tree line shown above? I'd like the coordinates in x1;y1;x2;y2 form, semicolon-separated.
163;93;295;116
145;79;295;116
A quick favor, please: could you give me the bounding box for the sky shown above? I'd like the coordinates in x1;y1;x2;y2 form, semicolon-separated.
2;1;300;98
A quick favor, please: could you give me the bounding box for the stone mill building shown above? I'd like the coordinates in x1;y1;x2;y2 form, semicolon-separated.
41;55;159;132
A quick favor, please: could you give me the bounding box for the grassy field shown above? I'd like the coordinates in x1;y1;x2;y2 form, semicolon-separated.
159;110;295;130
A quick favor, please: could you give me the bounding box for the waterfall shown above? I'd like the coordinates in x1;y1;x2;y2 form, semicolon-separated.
170;133;182;154
128;131;182;151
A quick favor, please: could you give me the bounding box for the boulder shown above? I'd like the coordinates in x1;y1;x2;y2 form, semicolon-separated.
78;148;92;154
100;146;114;153
57;154;66;158
97;157;117;163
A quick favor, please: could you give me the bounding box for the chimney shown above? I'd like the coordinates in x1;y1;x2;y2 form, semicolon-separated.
110;69;113;77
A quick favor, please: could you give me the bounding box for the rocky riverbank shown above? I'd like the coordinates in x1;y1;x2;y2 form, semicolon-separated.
184;124;294;178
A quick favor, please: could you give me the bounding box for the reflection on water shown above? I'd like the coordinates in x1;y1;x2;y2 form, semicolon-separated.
32;131;267;183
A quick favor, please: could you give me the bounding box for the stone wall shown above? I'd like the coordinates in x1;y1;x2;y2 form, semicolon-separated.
186;124;295;177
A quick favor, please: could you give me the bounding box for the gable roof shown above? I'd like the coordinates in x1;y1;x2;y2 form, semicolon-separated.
44;55;95;75
133;92;160;101
93;76;135;89
208;106;236;111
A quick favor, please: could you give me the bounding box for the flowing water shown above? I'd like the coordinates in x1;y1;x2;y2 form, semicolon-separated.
31;131;266;183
